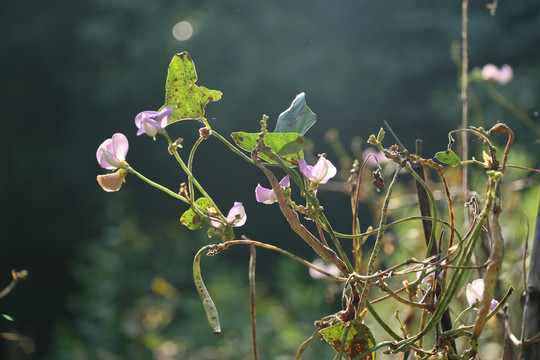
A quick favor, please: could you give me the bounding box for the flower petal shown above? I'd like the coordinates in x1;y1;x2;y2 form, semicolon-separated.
466;279;485;307
300;156;336;184
466;283;481;307
255;184;277;204
137;115;160;137
135;107;172;136
490;299;499;312
156;106;173;128
481;64;499;81
97;170;127;192
497;64;513;85
481;64;513;85
111;133;129;161
311;156;329;183
135;111;157;128
279;175;290;188
309;259;341;279
226;202;246;227
96;133;129;169
320;159;337;184
97;138;114;169
299;159;312;179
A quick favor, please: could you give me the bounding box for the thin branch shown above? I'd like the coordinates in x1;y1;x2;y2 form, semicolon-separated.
0;270;28;299
249;245;259;360
461;0;470;203
294;329;322;360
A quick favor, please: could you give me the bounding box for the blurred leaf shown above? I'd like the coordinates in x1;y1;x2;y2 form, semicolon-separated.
1;314;14;322
151;277;179;299
231;132;305;166
320;321;376;359
162;52;222;124
435;150;461;167
274;92;316;135
180;198;214;230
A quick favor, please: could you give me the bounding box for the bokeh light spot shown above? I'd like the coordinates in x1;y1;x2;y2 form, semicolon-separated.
172;21;193;41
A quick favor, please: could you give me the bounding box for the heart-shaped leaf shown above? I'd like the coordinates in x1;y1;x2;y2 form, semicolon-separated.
231;132;305;166
162;52;222;124
274;92;316;135
180;198;214;230
435;150;462;167
320;321;376;360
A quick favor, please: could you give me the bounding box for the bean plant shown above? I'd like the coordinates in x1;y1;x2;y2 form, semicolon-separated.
94;6;539;360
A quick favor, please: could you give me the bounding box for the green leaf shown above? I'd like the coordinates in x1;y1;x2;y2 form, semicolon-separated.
162;52;222;124
231;132;305;166
274;92;316;135
435;150;462;167
376;127;385;142
180;198;214;230
320;321;376;360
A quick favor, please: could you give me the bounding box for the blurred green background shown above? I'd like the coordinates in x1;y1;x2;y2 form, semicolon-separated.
1;0;539;359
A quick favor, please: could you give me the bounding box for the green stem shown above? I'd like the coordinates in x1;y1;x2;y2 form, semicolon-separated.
332;216;461;242
352;341;394;360
294;329;322;360
219;239;346;281
392;173;497;353
452;305;474;329
188;136;204;202
335;324;352;360
128;167;190;204
163;132;222;218
317;211;354;273
365;301;402;340
211;130;254;164
359;167;400;311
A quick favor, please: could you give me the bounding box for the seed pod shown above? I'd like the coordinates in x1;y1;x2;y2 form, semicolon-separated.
193;247;221;334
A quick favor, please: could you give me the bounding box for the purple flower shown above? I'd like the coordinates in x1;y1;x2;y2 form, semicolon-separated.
362;148;389;168
96;133;129;170
299;155;337;184
481;64;513;85
135;106;172;137
255;175;290;204
309;259;341;279
466;279;499;311
212;202;247;228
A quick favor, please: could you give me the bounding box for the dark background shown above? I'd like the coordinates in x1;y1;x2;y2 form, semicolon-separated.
1;1;539;359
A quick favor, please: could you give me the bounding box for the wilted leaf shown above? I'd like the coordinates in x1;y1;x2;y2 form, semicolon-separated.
180;198;214;230
231;132;305;166
274;92;316;135
435;150;462;167
162;52;222;124
320;321;376;360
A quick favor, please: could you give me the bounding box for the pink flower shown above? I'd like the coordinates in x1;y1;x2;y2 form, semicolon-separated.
309;259;341;279
466;279;499;311
299;155;337;184
416;260;446;284
255;176;289;204
96;133;129;170
212;202;247;228
481;64;513;85
135;106;172;137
